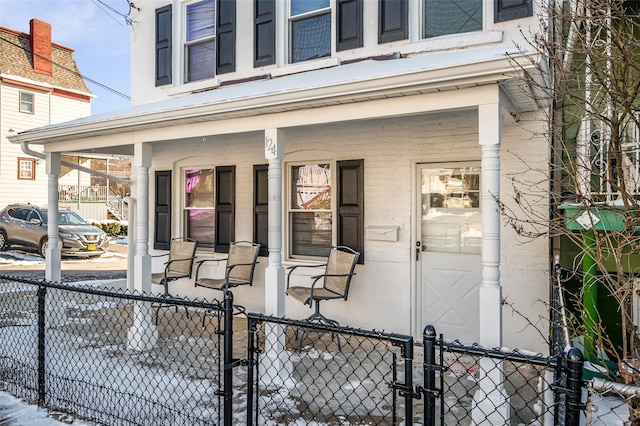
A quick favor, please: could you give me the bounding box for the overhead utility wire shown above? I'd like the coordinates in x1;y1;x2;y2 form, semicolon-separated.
0;36;130;101
92;0;139;27
91;0;127;27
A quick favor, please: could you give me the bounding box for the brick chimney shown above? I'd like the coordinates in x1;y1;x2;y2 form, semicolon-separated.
30;19;52;76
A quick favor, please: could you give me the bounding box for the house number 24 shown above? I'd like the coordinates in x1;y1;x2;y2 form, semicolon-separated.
265;137;278;159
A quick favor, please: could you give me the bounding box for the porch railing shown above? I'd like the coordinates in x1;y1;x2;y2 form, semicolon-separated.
58;184;107;202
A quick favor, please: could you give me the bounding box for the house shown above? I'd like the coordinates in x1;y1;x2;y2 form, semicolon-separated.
8;0;552;354
0;19;94;208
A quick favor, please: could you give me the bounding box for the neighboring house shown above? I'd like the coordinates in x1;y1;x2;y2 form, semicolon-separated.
0;19;93;207
8;1;552;353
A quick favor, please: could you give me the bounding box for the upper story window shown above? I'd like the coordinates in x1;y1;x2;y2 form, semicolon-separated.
290;0;331;63
19;92;34;113
155;0;235;86
423;0;482;39
185;0;216;82
18;158;36;180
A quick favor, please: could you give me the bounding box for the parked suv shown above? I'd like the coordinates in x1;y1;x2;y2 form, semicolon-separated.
0;204;108;258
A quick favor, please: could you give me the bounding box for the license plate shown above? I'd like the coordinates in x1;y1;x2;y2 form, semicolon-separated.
88;245;97;251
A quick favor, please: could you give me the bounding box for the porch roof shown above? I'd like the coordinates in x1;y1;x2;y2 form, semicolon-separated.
8;46;541;150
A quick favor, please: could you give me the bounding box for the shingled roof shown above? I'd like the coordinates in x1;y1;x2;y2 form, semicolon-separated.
0;21;91;94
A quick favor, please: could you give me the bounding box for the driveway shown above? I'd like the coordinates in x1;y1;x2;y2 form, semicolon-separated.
0;241;127;282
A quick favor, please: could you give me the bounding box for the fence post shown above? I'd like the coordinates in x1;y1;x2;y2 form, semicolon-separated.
223;290;234;426
565;347;584;426
246;317;256;426
37;284;46;405
423;325;437;426
403;339;414;423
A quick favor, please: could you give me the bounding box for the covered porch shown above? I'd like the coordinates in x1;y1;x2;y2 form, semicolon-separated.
7;48;546;352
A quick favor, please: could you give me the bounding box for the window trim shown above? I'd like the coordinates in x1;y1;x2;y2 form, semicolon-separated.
17;157;36;180
183;167;216;249
183;0;217;83
286;161;334;261
19;91;34;114
288;0;332;64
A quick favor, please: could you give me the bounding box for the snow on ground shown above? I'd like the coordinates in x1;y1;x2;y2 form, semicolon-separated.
0;391;92;425
0;239;632;425
0;237;128;267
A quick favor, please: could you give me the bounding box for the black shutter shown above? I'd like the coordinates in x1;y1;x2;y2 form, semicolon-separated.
254;0;275;67
495;0;532;22
155;5;172;86
337;0;363;51
215;166;236;252
217;0;236;74
253;164;269;256
154;170;172;250
378;0;407;43
337;160;364;264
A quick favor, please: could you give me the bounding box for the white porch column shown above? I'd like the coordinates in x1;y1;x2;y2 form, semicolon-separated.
262;128;290;388
472;102;510;425
478;103;502;348
264;128;285;316
127;142;157;351
45;152;61;283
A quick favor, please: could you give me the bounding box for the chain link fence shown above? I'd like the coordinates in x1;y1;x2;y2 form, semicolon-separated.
246;313;414;425
585;377;640;425
0;275;226;425
421;327;563;426
0;273;638;425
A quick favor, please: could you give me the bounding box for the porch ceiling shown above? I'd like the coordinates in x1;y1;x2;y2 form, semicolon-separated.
8;47;543;154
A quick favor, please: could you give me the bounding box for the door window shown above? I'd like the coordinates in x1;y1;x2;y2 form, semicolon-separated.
421;166;481;254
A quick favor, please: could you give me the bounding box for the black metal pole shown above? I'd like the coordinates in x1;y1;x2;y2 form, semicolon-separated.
246;318;255;426
37;284;46;405
403;340;414;423
565;347;584;426
223;290;234;426
423;325;437;426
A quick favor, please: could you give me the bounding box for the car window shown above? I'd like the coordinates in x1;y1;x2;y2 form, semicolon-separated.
46;210;87;225
59;211;87;225
26;210;41;222
9;208;28;220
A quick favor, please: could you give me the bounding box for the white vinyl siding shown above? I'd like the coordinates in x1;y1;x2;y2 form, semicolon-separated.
0;83;90;207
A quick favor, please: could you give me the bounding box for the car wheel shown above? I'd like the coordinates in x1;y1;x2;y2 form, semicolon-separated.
40;239;48;258
0;230;7;251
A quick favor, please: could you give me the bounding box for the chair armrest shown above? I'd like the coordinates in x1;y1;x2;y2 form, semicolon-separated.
151;253;169;259
195;257;227;279
310;271;357;280
225;260;260;275
162;256;197;276
286;263;326;289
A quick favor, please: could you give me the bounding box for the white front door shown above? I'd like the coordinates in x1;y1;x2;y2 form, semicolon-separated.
417;164;481;343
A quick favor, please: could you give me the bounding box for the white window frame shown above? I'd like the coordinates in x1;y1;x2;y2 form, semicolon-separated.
183;167;215;247
286;161;335;260
183;0;216;83
288;0;333;64
19;91;34;114
18;158;36;180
